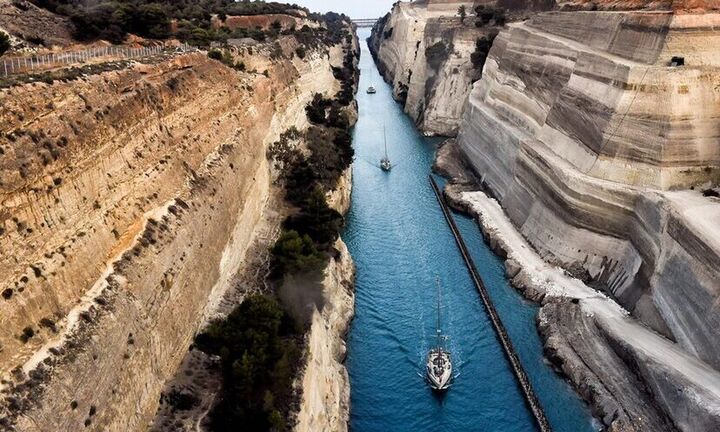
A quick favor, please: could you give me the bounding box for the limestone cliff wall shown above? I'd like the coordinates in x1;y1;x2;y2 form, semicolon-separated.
295;168;355;432
0;33;347;430
456;11;720;370
369;1;481;136
374;2;720;430
441;179;720;431
294;30;359;431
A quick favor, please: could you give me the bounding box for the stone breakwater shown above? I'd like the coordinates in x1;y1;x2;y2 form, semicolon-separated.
429;175;551;432
0;29;352;430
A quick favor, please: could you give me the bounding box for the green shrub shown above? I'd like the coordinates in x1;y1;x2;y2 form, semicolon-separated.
207;49;223;60
305;93;332;124
471;35;497;70
283;189;343;248
295;46;306;59
195;294;302;431
271;229;327;277
0;32;11;56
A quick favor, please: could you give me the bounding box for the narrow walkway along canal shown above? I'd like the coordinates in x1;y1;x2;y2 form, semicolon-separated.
343;31;599;432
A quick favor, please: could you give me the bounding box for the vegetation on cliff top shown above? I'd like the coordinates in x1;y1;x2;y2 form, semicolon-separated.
0;32;10;56
28;0;352;46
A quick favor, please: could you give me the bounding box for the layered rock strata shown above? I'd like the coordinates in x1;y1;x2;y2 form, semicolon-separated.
374;1;720;430
437;140;720;431
369;1;483;135
456;10;720;368
369;1;554;136
0;30;350;431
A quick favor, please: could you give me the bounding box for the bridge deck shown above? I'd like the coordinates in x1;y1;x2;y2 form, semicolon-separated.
352;18;379;28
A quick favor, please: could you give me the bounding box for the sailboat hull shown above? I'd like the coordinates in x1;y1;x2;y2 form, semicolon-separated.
426;349;452;391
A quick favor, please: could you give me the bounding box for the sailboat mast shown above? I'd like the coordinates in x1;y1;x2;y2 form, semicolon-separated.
383;126;388;159
436;277;441;349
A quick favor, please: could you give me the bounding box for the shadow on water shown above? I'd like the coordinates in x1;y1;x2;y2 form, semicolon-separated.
344;29;598;432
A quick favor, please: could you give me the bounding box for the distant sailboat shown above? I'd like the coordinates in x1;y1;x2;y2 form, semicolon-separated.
426;278;452;391
380;126;392;172
367;65;377;93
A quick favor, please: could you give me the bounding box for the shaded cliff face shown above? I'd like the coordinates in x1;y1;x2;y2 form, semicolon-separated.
0;29;350;430
369;2;484;136
456;10;720;368
369;1;553;136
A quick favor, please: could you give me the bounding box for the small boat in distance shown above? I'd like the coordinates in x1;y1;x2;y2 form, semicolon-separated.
427;278;452;391
380;126;392;172
367;84;377;94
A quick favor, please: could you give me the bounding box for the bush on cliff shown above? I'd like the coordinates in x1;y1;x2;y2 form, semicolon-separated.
471;34;497;70
283;188;343;248
195;294;302;432
271;230;327;276
207;48;223;60
305;93;332;124
425;41;451;70
0;32;10;56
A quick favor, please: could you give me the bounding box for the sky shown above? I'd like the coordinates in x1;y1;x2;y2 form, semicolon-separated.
289;0;397;19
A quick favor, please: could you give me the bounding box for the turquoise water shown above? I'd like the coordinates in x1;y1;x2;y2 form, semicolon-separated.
343;31;598;432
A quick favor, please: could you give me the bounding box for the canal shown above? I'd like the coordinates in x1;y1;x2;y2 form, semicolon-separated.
343;30;598;432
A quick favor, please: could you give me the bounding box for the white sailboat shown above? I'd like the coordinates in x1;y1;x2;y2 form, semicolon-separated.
380;126;392;172
426;278;452;391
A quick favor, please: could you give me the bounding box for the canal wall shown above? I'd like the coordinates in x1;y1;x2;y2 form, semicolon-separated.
295;29;360;432
436;139;720;432
295;167;356;432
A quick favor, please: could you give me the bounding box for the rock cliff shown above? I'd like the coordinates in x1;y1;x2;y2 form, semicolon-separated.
369;1;481;136
294;173;355;432
375;1;720;430
456;8;720;368
369;1;555;136
0;25;353;431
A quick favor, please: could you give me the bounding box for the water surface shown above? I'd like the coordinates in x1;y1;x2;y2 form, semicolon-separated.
344;30;597;432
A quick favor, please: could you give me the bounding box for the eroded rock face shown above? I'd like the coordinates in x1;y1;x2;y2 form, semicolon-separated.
0;0;74;48
557;0;720;11
376;2;720;430
0;34;347;430
456;10;720;370
369;2;487;136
